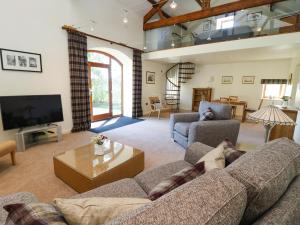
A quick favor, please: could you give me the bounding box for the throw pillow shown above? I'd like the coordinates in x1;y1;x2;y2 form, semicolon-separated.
148;161;205;201
4;203;67;225
197;144;225;171
53;197;150;225
222;139;246;166
200;107;215;121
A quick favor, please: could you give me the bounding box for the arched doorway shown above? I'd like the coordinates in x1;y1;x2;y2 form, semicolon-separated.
88;50;123;121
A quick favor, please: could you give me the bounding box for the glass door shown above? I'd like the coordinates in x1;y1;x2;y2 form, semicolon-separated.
88;51;123;122
89;66;112;121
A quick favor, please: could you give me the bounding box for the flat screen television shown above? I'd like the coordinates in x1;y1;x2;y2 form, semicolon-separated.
0;95;64;130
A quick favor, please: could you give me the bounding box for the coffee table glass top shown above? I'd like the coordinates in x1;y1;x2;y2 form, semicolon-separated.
54;140;142;179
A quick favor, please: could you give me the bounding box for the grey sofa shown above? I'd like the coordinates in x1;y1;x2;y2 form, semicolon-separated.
170;101;240;148
1;137;299;225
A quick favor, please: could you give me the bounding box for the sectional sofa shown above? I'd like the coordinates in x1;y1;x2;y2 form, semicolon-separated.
0;138;299;225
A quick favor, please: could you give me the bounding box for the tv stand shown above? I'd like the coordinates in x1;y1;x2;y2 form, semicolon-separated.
16;124;62;151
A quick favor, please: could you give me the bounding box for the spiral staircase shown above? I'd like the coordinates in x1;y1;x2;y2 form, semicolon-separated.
165;62;195;111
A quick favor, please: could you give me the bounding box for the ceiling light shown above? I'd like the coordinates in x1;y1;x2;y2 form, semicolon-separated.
123;9;128;24
143;46;148;50
171;41;175;47
90;26;95;32
257;27;262;32
170;1;177;9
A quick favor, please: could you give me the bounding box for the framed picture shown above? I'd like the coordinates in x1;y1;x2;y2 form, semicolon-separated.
146;71;155;84
0;48;42;72
247;12;262;21
221;76;233;84
242;76;255;84
203;20;211;32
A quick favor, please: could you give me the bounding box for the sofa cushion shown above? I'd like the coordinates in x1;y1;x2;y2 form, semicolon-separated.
252;176;300;225
174;122;191;137
148;161;205;200
198;143;225;171
222;139;246;166
199;101;232;120
135;160;193;194
4;203;67;225
225;138;300;225
72;178;147;199
54;197;150;225
108;169;247;225
0;192;38;225
200;107;215;121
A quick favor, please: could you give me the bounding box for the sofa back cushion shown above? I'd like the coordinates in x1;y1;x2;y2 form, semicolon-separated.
225;138;300;225
199;101;232;120
108;169;247;225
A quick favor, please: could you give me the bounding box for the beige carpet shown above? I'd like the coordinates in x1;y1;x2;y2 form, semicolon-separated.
0;118;264;202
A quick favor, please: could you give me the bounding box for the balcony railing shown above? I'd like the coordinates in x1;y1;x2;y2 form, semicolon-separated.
144;0;300;52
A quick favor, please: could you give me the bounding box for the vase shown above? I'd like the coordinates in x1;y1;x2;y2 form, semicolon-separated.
94;144;104;156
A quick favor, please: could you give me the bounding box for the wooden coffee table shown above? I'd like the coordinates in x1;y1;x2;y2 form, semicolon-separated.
53;140;144;193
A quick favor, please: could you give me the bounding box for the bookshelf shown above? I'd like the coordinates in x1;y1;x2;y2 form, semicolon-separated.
192;88;212;112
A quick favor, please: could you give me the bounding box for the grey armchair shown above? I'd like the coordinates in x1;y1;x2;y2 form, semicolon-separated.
170;101;240;148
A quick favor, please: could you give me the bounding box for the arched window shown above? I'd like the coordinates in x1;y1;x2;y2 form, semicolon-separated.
88;51;123;121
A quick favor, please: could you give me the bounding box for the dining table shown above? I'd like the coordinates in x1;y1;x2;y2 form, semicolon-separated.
211;100;248;122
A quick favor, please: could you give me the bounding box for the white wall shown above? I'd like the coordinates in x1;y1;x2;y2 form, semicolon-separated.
180;59;292;112
142;60;169;114
0;0;143;141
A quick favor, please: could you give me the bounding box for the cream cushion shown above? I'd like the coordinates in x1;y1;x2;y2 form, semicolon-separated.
54;197;150;225
197;144;225;171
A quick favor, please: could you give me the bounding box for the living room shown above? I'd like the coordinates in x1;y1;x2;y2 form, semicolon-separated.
0;0;300;225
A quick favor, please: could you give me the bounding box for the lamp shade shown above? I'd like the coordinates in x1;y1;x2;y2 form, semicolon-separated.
248;105;295;126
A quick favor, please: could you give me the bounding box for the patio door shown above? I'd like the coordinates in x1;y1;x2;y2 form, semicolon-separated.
88;51;123;122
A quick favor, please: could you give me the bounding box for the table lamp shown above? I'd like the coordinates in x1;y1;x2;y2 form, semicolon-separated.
248;105;296;142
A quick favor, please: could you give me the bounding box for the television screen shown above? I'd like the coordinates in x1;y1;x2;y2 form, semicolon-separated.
0;95;64;130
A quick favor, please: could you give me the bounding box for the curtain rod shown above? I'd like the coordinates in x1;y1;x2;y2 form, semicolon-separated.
62;25;143;52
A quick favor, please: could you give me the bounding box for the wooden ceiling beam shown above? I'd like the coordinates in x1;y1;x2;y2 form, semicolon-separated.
144;0;287;30
145;0;188;30
144;0;168;24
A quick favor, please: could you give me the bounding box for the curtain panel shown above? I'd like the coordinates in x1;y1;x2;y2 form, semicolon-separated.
261;79;288;84
132;49;143;118
67;31;91;132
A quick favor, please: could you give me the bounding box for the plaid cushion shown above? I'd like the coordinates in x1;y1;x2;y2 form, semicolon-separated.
4;203;67;225
222;139;246;166
148;161;205;201
200;107;215;121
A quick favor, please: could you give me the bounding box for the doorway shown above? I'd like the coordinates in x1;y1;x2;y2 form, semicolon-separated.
88;50;123;122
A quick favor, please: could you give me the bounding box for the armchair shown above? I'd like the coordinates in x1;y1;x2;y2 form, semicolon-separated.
170;101;240;148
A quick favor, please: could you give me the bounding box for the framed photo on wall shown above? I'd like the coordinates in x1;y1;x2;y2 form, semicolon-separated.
242;76;255;84
221;76;233;84
0;48;42;72
146;71;155;84
203;20;211;32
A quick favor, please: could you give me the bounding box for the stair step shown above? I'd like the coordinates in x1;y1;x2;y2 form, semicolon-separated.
179;77;192;79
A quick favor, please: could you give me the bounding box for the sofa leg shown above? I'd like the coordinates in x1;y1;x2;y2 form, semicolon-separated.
10;151;16;165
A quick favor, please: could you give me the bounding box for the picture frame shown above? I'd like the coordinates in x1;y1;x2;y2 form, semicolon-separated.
0;48;42;72
242;76;255;84
247;11;262;21
146;71;155;84
203;20;211;32
221;76;233;84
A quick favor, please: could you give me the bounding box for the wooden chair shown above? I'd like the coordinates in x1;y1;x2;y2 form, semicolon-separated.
148;97;170;119
229;96;239;102
220;97;229;102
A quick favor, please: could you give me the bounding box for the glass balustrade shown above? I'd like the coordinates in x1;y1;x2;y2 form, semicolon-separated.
144;0;300;52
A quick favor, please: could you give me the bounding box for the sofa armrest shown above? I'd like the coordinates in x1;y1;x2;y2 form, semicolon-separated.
0;192;38;224
188;120;240;148
170;113;199;138
184;142;214;165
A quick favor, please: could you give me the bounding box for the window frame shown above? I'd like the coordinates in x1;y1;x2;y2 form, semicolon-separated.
261;83;287;99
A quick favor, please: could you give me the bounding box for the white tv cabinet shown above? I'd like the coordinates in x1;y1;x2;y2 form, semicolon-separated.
15;124;62;151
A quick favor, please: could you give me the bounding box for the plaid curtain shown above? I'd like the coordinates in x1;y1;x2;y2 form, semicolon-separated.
261;79;288;84
67;31;91;132
132;49;143;118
